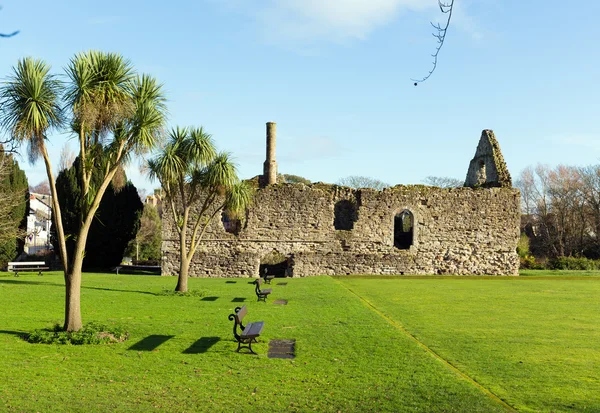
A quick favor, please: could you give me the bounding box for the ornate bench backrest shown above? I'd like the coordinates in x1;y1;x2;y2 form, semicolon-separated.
228;306;247;339
254;278;264;293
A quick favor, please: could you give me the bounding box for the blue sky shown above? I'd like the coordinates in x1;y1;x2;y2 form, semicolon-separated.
1;0;599;193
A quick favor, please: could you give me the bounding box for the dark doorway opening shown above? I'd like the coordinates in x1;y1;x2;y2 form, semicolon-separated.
259;250;292;278
394;210;413;250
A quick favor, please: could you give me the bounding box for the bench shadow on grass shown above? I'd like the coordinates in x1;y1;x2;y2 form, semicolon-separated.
231;297;246;303
200;296;219;301
0;279;59;287
182;337;220;354
128;335;175;351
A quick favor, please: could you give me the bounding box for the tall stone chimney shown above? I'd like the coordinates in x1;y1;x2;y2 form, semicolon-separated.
263;122;278;186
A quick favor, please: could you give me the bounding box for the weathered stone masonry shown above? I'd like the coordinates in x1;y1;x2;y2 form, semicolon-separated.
162;128;520;277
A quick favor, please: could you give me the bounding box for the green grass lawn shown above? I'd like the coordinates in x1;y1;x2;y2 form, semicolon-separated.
1;271;599;412
337;274;600;412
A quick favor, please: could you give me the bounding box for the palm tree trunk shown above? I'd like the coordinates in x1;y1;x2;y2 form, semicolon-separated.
40;146;69;274
176;257;190;292
176;225;190;292
64;167;119;331
63;216;91;331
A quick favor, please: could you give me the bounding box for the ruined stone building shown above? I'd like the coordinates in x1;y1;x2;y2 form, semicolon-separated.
162;124;520;277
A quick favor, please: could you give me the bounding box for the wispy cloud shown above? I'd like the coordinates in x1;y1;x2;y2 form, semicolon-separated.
219;0;438;43
556;134;600;152
86;16;121;26
217;0;488;47
279;135;347;163
449;1;485;41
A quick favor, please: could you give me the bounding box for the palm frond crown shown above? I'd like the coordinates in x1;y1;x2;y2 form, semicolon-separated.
0;57;64;163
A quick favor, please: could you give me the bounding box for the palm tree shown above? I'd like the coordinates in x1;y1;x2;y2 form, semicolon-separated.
148;127;253;292
0;57;70;277
1;52;167;331
60;52;167;331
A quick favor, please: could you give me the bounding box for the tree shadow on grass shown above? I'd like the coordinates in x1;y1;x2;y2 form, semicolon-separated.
0;279;157;297
128;335;174;351
0;330;27;338
82;286;159;296
182;337;220;354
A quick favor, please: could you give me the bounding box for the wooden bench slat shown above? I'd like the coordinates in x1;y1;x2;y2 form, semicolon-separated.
242;321;264;338
236;305;248;322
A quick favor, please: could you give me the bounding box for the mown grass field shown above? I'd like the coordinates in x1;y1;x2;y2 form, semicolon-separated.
1;271;599;412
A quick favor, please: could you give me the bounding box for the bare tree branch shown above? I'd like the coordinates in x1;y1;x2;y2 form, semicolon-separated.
412;0;455;85
0;30;18;38
0;6;19;38
337;175;390;190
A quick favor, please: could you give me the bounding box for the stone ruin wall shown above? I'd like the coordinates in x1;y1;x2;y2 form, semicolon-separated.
162;184;521;277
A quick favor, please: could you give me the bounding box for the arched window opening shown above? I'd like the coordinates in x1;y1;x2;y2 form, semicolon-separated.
394;210;413;250
334;199;358;230
221;210;241;235
259;250;292;278
476;159;487;184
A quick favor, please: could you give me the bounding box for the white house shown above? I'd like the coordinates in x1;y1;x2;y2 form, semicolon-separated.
25;192;53;255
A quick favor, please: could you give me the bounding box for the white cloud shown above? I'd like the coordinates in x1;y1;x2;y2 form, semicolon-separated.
556;135;600;152
266;0;434;40
220;0;439;42
279;135;347;163
217;0;490;46
449;1;484;41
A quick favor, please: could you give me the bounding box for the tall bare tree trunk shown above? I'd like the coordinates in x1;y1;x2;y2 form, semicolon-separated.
41;146;69;274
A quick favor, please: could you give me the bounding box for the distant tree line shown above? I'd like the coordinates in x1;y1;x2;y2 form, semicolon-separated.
0;148;28;267
337;176;390;190
516;164;600;262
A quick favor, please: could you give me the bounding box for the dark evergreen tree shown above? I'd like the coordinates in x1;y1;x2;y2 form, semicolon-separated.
0;150;28;267
51;157;143;270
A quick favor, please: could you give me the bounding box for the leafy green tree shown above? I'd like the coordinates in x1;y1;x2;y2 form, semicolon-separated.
125;203;161;262
280;174;311;184
52;158;142;269
148;127;253;292
0;149;28;267
0;52;166;331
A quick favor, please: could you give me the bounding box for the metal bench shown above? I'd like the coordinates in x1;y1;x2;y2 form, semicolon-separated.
262;268;274;284
254;278;272;302
7;261;49;277
228;305;264;354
